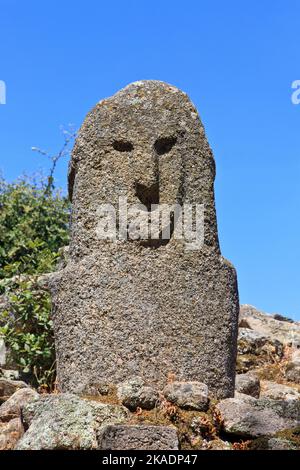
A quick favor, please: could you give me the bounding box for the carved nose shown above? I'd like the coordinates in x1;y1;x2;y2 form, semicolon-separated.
139;154;159;187
134;153;159;210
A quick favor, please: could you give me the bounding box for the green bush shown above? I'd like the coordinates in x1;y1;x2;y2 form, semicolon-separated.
0;176;70;389
0;177;69;279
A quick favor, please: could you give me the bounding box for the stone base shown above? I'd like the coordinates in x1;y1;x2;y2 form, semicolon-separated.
99;424;178;450
51;244;239;398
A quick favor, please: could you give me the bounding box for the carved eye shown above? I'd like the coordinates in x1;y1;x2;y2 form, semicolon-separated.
154;136;177;155
113;140;134;152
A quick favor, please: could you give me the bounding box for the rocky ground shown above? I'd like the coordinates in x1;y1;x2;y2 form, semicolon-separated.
1;304;300;450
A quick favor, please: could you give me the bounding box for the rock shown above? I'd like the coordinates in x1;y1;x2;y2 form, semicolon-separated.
250;437;297;450
36;272;56;290
285;362;300;384
0;338;6;367
98;424;179;450
0;388;39;422
51;80;239;399
238;329;283;358
260;380;300;400
266;438;297;450
0;418;24;450
163;381;209;411
236;355;258;373
284;348;300;383
234;391;257;402
235;374;260;398
207;439;231;450
0;378;29;400
237;328;284;372
0;369;20;380
117;377;158;411
216;397;300;437
239;305;300;346
16;393;129;450
291;349;300;364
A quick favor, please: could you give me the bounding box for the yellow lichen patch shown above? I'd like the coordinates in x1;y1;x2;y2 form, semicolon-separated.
82;384;120;406
275;427;300;448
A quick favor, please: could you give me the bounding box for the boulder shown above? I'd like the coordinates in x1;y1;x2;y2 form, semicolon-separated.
237;328;284;372
239;305;300;346
98;424;179;450
216;397;300;437
235;374;260;398
16;393;129;450
291;349;300;364
163;381;209;411
0;338;6;367
260;380;300;400
117;377;159;411
285;362;300;384
207;439;231;450
284;349;300;384
0;378;29;401
238;329;283;358
266;438;297;450
250;437;297;450
234;391;257;402
0;369;20;380
0;418;24;450
0;388;39;422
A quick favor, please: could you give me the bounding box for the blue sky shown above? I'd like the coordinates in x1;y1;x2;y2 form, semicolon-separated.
0;0;299;319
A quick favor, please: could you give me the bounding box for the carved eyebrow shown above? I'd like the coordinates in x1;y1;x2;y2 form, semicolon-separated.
112;140;134;152
154;136;177;155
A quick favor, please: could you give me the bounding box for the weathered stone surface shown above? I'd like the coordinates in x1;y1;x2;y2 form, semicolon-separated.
216;397;300;437
235;374;260;398
237;328;284;372
250;437;297;450
239;305;300;346
285;362;300;384
266;438;297;450
0;378;28;400
238;329;283;358
207;439;231;450
98;424;178;450
0;388;38;422
0;338;6;367
50;80;239;399
117;377;158;410
234;391;257;402
260;380;300;400
16;393;129;450
284;349;300;384
163;381;209;411
0;417;24;450
291;349;300;364
0;369;20;380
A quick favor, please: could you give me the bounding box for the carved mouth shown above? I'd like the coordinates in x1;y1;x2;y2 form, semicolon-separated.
133;181;177;248
141;212;175;249
135;182;159;211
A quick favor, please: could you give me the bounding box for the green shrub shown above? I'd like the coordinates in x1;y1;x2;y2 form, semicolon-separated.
0;177;69;280
0;176;70;389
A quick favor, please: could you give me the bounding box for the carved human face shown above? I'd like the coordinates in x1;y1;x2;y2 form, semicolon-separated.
69;81;218;253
